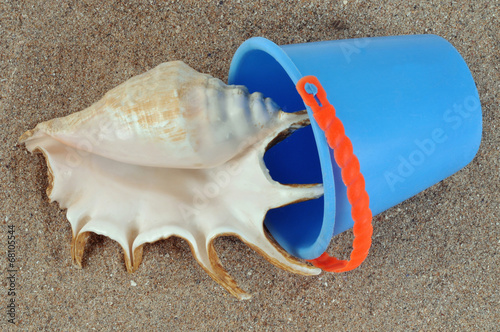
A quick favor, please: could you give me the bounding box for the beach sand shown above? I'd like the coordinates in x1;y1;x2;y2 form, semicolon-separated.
1;0;498;330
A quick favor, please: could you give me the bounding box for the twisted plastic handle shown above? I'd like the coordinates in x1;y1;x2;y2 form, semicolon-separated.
296;76;373;272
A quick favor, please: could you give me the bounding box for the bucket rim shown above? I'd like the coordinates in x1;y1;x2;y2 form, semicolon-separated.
228;36;337;259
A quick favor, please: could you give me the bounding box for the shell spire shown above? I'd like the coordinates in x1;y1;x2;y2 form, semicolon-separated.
20;61;283;169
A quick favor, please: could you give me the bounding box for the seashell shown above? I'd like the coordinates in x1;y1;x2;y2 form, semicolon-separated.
20;61;323;299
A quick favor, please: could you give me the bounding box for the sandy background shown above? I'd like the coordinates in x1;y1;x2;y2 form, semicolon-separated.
1;0;498;330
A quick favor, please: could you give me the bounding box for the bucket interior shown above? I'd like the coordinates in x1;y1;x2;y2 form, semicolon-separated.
228;42;335;258
263;126;324;249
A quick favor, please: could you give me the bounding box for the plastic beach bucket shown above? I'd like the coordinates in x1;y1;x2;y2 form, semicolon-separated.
228;35;482;260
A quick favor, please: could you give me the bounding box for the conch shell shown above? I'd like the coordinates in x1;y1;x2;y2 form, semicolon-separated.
20;61;323;299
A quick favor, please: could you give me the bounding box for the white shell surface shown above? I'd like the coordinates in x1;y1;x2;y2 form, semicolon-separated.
20;61;322;299
24;61;283;169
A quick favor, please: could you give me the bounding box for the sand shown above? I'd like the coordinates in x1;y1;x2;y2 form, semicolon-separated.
1;0;498;330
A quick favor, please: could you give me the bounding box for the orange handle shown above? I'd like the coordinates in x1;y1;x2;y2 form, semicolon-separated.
296;76;373;272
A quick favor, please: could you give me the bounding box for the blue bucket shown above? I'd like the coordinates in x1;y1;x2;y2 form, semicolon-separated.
228;35;482;260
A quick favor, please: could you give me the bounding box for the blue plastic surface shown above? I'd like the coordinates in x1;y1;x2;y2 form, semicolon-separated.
228;35;482;260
